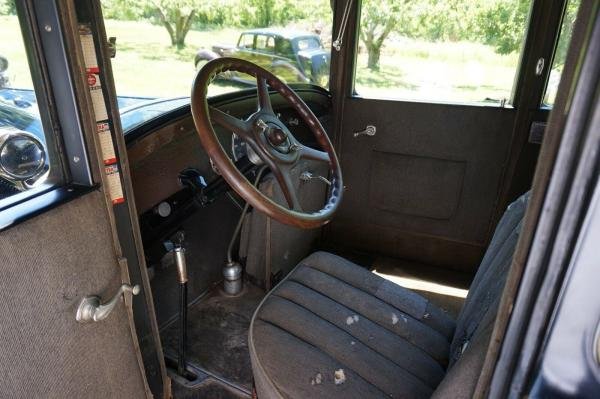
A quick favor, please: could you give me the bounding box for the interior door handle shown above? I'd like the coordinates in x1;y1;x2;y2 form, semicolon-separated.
76;284;140;323
353;125;376;138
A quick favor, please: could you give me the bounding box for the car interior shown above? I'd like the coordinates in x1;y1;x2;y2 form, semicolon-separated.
0;0;598;398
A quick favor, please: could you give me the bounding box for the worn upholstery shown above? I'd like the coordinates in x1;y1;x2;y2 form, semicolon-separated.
249;192;530;398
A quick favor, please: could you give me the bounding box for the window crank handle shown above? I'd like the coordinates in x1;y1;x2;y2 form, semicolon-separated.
76;283;140;323
353;125;376;138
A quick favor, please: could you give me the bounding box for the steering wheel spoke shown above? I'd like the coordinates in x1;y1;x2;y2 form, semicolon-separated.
209;106;251;138
299;144;330;163
257;76;274;115
272;165;303;212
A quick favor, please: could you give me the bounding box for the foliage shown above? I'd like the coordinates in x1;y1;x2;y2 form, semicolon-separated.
1;0;578;61
238;0;275;27
553;0;581;68
99;0;330;47
475;0;530;54
149;0;199;49
0;0;15;15
406;0;479;42
357;0;531;70
359;0;405;70
102;0;146;20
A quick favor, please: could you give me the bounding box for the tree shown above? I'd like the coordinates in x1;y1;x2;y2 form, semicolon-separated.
552;0;581;68
475;0;530;54
0;0;16;15
238;0;276;27
359;0;405;70
151;0;199;49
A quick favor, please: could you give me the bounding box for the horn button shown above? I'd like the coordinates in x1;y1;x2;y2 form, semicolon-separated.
259;120;292;154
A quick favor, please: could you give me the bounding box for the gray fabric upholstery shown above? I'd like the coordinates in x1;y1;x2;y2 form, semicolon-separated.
240;160;329;288
0;192;148;399
249;192;530;398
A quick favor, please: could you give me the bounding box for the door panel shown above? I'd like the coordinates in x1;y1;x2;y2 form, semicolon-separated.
326;0;572;274
0;1;152;396
330;98;516;271
0;191;147;398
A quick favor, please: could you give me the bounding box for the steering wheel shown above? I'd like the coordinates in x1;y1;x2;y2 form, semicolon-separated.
191;58;343;229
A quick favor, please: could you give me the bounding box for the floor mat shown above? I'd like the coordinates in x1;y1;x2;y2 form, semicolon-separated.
162;283;265;393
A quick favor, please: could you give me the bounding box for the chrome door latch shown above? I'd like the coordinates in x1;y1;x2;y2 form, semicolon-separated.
353;125;376;138
76;284;140;323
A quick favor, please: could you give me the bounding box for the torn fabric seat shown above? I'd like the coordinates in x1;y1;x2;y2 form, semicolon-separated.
248;192;530;398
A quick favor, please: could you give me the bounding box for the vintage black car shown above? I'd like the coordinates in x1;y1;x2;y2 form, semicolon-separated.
1;1;599;399
195;28;330;87
0;55;9;89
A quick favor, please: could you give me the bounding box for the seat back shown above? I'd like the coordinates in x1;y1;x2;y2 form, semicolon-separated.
433;192;530;397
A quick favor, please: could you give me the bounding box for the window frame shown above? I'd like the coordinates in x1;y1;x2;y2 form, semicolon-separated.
237;33;255;49
540;0;580;109
348;0;540;108
0;0;96;231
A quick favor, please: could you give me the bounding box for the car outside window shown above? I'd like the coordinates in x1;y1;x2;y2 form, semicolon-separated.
296;37;320;51
276;38;294;58
95;0;332;131
354;0;533;105
256;35;276;53
239;33;254;49
0;2;63;208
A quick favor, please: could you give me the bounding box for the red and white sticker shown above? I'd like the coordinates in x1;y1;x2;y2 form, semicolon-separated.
96;121;116;165
79;26;99;71
104;164;125;205
80;25;107;122
80;24;124;206
89;78;108;121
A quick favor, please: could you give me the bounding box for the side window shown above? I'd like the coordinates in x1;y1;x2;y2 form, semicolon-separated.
256;35;269;53
265;36;275;53
276;38;293;58
354;0;532;105
239;34;254;49
542;0;581;107
0;5;63;208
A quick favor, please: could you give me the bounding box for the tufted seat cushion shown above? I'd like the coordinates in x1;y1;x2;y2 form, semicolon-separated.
249;192;530;398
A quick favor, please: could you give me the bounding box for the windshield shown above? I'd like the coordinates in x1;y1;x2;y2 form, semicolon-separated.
100;0;333;131
2;2;335;135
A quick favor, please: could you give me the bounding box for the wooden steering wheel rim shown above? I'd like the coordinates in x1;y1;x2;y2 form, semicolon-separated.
190;57;343;229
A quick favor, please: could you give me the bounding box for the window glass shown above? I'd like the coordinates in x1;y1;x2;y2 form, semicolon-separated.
297;37;320;51
255;35;272;52
239;34;254;49
100;0;333;128
276;38;293;58
355;0;532;105
0;1;61;207
543;0;581;107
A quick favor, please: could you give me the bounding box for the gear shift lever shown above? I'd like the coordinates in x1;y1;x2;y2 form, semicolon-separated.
172;231;188;376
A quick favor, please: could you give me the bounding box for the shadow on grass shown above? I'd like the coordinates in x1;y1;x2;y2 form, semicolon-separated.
115;41;198;63
355;65;418;90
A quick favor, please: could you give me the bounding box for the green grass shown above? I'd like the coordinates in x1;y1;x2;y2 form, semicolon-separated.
0;16;34;89
1;15;521;104
103;19;241;97
354;36;520;103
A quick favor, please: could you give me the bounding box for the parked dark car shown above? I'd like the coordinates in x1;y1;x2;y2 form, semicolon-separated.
195;28;330;87
0;55;9;89
0;87;183;199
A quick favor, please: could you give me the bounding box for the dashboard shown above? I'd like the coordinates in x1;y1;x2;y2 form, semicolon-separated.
126;86;332;215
